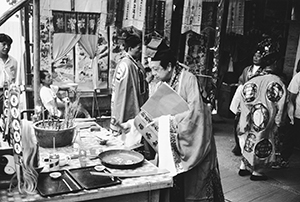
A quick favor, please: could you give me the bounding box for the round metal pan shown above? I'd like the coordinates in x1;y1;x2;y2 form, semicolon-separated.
98;149;144;169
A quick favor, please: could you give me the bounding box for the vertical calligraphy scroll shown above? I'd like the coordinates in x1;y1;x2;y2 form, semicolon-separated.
226;0;244;35
145;0;156;35
181;0;203;34
122;0;146;30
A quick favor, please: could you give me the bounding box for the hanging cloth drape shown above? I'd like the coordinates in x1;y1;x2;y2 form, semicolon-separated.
181;0;203;34
122;0;146;30
226;0;244;35
52;10;82;63
79;35;98;57
52;33;81;63
74;0;106;90
79;35;99;89
52;9;101;89
144;0;173;43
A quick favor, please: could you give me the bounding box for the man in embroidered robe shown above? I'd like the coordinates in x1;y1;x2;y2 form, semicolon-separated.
236;38;286;180
230;50;265;156
123;40;224;201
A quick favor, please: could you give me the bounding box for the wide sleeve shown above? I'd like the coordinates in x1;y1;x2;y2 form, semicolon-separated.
274;78;287;126
287;72;300;95
229;85;243;114
173;73;212;171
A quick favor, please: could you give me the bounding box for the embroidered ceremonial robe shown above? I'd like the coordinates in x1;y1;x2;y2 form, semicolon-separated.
159;69;224;201
237;74;286;169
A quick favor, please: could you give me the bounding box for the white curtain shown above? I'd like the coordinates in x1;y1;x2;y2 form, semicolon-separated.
79;35;99;89
50;0;106;89
75;0;103;12
52;33;81;63
49;0;71;11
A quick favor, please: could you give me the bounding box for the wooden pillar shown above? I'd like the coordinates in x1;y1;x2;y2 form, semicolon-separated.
24;4;31;86
33;0;40;107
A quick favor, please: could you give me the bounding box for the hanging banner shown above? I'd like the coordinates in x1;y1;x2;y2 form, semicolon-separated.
107;0;117;26
226;0;244;35
115;0;125;28
122;0;146;30
181;0;203;34
201;1;218;29
144;0;173;44
52;11;100;34
164;0;173;44
8;85;22;166
2;82;10;146
122;0;132;27
154;0;166;37
135;0;147;30
145;0;156;35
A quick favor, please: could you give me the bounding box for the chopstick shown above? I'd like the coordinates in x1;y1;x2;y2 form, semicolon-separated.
62;178;72;191
104;170;115;181
65;170;82;190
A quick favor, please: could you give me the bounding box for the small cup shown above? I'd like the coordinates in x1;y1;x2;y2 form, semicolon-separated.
50;172;62;179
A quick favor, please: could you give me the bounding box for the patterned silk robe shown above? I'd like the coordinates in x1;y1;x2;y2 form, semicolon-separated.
238;73;286;169
160;68;224;201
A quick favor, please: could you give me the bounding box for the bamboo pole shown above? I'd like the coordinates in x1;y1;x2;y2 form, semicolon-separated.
24;5;31;86
33;0;40;108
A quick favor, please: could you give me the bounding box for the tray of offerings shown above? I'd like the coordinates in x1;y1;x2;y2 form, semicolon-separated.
37;170;82;197
68;166;121;190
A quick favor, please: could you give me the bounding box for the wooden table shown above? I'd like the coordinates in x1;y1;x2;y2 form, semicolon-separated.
0;120;173;202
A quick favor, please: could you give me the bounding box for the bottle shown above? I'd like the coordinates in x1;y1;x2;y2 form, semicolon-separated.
79;149;87;167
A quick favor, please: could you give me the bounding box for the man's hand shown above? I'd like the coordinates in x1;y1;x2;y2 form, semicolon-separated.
120;120;131;134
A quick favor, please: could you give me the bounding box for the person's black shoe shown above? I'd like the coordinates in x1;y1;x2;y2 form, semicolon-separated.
280;160;290;168
232;146;242;156
238;169;251;176
250;174;268;181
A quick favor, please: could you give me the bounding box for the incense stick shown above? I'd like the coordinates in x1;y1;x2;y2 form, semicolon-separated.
53;137;55;152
